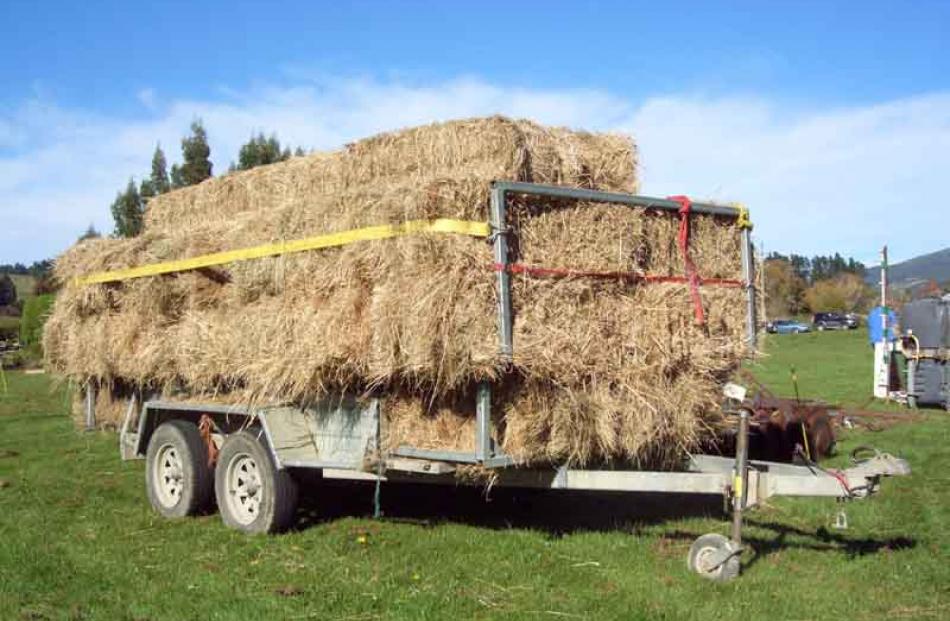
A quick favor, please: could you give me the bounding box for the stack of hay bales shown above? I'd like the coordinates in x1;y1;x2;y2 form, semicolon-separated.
44;116;748;467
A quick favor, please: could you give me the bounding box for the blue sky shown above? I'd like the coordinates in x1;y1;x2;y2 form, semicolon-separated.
2;0;949;264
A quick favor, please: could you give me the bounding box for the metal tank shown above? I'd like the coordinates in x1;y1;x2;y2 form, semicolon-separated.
903;298;950;409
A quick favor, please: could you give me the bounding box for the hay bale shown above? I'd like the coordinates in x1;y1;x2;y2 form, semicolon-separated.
45;116;749;467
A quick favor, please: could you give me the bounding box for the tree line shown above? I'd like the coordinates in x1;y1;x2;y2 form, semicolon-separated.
0;260;53;278
765;252;866;282
764;252;873;318
109;122;305;238
0;124;306;302
0;260;55;296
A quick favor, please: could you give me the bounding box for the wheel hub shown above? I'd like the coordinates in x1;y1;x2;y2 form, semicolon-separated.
153;444;185;508
225;453;263;525
688;533;741;582
695;546;722;575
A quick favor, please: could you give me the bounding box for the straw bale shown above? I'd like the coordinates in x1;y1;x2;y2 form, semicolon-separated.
45;116;750;467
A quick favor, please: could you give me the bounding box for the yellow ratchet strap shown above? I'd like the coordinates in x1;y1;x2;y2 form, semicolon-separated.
74;218;490;287
732;203;752;230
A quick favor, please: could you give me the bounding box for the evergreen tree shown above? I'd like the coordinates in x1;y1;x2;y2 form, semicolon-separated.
140;177;155;201
78;224;101;241
0;273;16;306
150;145;171;194
111;179;144;237
172;121;213;188
232;133;292;171
170;163;184;188
28;260;52;278
294;146;306;157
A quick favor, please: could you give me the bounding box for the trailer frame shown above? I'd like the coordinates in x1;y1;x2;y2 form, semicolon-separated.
102;183;909;581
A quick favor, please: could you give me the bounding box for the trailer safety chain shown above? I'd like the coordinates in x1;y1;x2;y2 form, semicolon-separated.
794;446;861;498
668;195;707;325
198;414;220;468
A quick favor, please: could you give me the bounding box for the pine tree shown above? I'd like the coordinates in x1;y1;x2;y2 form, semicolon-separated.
78;224;101;241
232;133;292;171
140;178;155;201
172;121;213;188
150;145;171;194
294;146;306;157
170;163;184;188
111;179;144;237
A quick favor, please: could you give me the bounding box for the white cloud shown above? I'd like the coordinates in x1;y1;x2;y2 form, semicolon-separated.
137;88;157;111
1;76;948;265
625;93;950;264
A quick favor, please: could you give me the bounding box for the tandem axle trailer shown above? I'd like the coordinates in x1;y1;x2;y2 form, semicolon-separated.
110;386;909;583
90;183;909;582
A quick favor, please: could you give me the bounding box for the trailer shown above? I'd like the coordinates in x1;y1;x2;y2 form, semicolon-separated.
91;183;909;582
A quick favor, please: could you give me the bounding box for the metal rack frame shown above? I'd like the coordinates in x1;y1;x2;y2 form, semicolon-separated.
394;181;758;467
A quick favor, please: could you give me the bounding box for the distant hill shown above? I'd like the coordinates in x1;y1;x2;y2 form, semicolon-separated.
865;247;950;290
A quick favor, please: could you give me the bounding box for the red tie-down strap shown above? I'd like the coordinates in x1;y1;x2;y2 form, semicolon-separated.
667;195;706;326
492;262;743;288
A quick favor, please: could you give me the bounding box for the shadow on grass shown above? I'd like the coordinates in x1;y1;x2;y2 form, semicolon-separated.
292;476;916;564
652;522;915;570
293;475;725;535
744;520;915;569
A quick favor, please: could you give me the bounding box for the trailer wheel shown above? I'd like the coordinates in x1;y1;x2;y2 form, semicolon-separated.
215;431;298;534
687;534;741;582
145;420;214;518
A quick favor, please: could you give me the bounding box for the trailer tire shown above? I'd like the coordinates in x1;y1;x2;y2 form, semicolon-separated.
145;420;214;518
215;431;298;534
687;533;741;582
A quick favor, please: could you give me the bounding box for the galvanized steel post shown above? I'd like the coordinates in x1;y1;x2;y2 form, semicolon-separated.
490;184;514;359
476;382;493;461
731;408;750;544
741;227;757;348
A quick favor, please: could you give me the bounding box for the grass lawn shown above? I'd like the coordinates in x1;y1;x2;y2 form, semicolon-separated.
1;334;949;620
748;328;894;408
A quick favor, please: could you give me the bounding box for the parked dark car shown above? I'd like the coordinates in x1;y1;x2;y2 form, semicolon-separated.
766;319;811;334
844;313;860;329
812;312;849;331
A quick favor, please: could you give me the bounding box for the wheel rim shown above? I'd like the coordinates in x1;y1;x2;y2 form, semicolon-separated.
225;452;263;525
153;443;184;508
694;545;722;576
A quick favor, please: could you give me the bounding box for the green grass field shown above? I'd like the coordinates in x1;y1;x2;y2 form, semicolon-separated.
749;328;894;408
1;333;948;620
0;273;34;341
